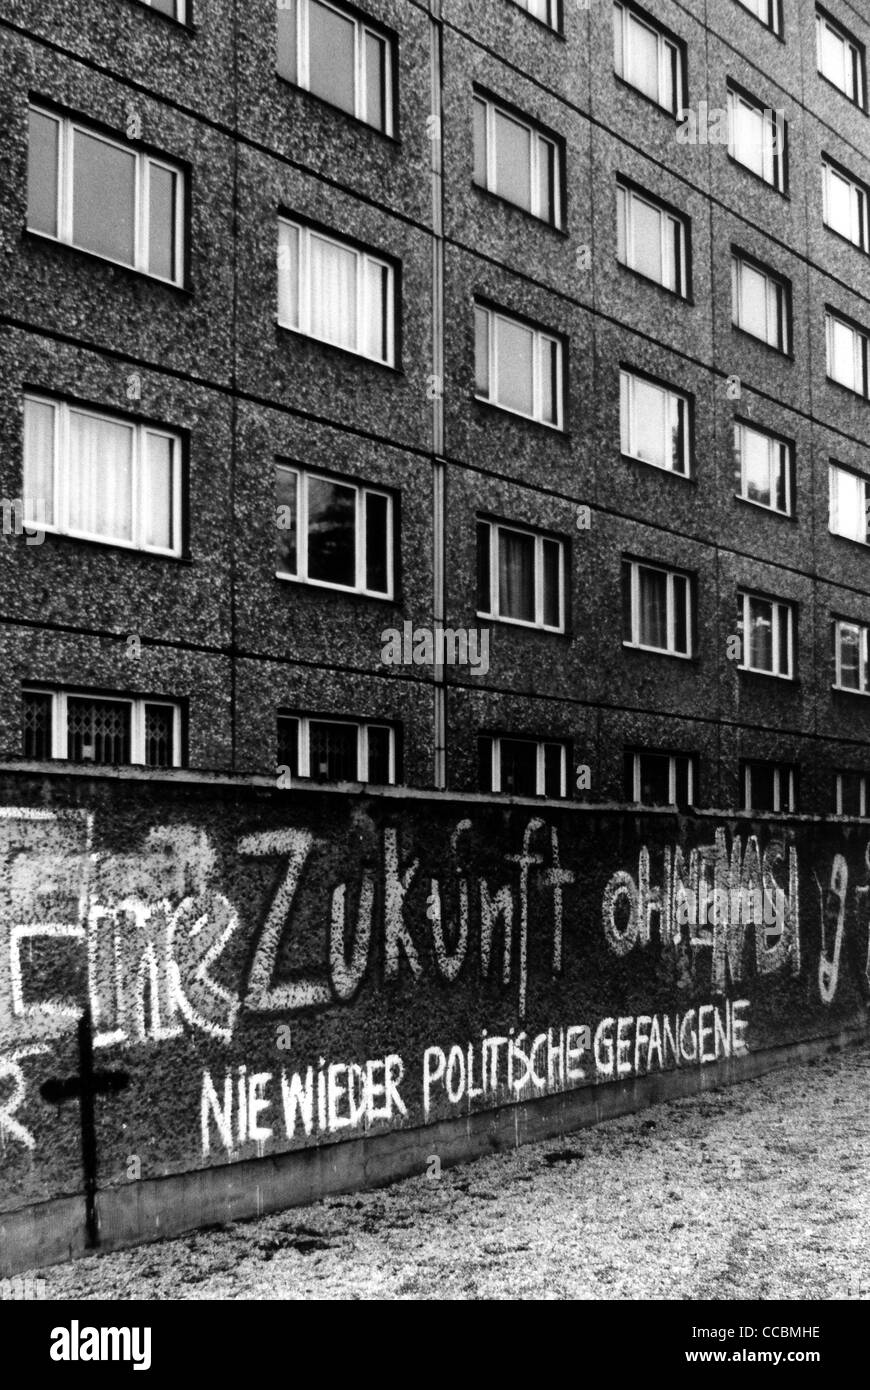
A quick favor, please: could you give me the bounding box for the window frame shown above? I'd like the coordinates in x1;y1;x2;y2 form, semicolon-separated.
742;759;797;814
612;1;686;117
825;309;869;397
277;0;396;136
737;589;795;680
474;301;565;429
137;0;188;22
275;462;395;599
816;7;866;109
482;734;568;799
22;393;183;557
626;749;696;809
731;251;791;353
27;103;186;286
833;618;870;693
472;90;564;228
277;216;397;367
23;687;182;767
834;770;868;817
623;558;694;659
829;462;870;545
734;0;782;37
619;367;691;477
734;418;793;517
726;84;787;193
510;0;562;32
277;713;397;785
616;180;689;298
476;516;566;633
822;156;870;251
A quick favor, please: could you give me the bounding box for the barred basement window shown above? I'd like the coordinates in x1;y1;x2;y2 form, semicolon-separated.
617;181;689;296
613;2;685;116
833;619;870;693
27;105;185;284
737;591;794;679
816;8;866;109
742;759;797;813
826;311;869;396
277;715;396;784
622;559;693;657
476;518;565;632
275;464;393;597
734;421;792;515
276;0;395;135
479;735;567;798
620;369;690;476
23;395;182;555
829;463;870;544
727;86;787;192
473;93;562;227
278;219;395;366
22;689;181;767
474;303;563;428
731;253;790;352
822;158;869;250
835;771;868;816
624;750;695;810
734;0;781;37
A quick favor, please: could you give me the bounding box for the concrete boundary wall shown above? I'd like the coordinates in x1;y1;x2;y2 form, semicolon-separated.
0;773;867;1274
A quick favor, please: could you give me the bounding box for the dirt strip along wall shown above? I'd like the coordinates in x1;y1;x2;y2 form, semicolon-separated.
0;773;868;1254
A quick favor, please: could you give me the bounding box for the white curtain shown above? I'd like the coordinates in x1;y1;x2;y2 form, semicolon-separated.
310;234;357;350
23;397;56;525
68;411;133;542
277;220;300;330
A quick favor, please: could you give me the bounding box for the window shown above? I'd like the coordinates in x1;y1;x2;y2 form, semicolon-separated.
613;3;684;115
742;760;797;813
617;182;688;296
276;0;394;135
22;689;181;767
275;464;393;597
624;750;695;809
734;421;792;515
833;619;870;693
735;0;781;36
816;9;865;108
834;771;868;816
277;715;395;784
620;369;690;475
826;311;869;396
822;159;869;250
27;105;184;285
474;303;563;427
727;86;787;191
139;0;187;19
22;395;181;555
278;219;395;366
511;0;561;29
479;735;567;798
829;463;870;544
622;559;692;657
737;591;794;678
476;519;564;631
731;254;790;352
473;93;562;227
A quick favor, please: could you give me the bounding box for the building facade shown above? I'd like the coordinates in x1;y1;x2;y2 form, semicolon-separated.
1;0;870;816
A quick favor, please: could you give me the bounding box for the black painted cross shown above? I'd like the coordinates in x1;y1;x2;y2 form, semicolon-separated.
40;1007;129;1249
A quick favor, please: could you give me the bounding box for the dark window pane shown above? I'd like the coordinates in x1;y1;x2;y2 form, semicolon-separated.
543;743;563;798
673;574;688;653
838;772;864;816
72;130;136;265
23;691;52;759
638;753;671;806
476;522;491;612
538;139;555;223
277;717;299;773
475;307;489;396
366;726;391;784
148;163;176;280
309;0;356;115
638;567;668;648
500;739;538;796
364;492;389;594
498;528;535;622
276;467;298;575
67;698;130;765
144;704;174;767
306;477;356;587
478;735;494;792
778;607;791;675
622;562;633;640
542;540;561;627
364;31;386;131
748;761;776;812
309;721;358;781
276;0;298;82
674;757;692;810
27;109;59;236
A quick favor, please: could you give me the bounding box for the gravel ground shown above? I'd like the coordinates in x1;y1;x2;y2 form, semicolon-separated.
24;1040;870;1301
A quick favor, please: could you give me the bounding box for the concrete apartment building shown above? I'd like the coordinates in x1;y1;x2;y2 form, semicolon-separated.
1;0;870;817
